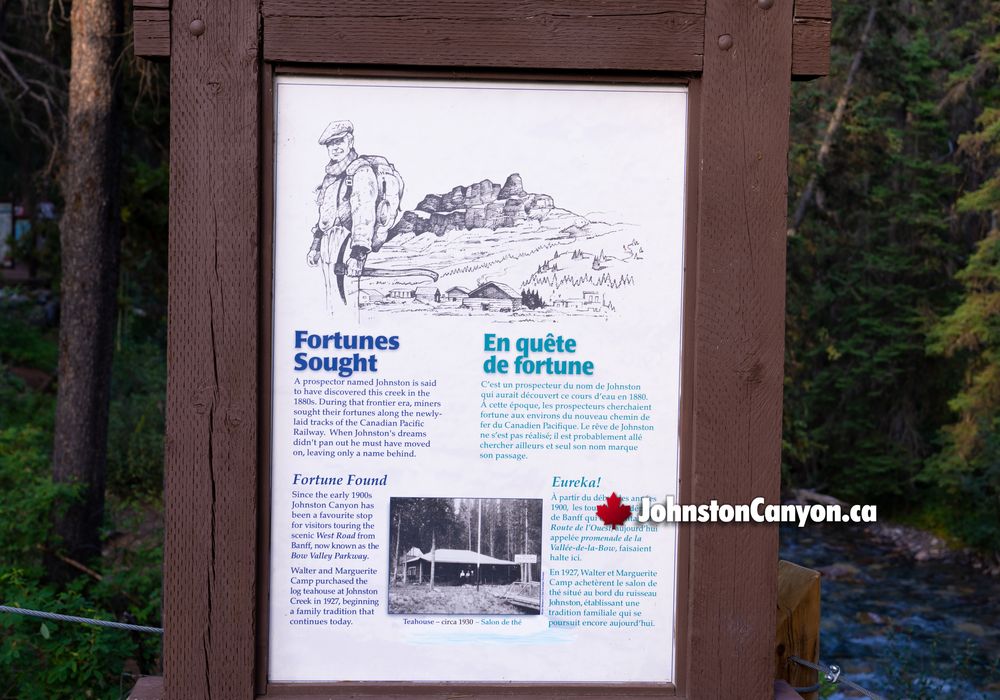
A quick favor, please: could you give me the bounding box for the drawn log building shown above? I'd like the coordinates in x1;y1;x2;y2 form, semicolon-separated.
462;282;522;312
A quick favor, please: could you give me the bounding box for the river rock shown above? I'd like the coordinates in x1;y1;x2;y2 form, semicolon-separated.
841;660;874;675
818;562;861;581
856;611;888;625
954;621;990;637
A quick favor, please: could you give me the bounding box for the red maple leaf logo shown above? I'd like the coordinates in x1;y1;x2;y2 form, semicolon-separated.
596;492;632;529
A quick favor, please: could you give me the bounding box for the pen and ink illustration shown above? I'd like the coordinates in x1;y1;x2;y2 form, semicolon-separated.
307;120;644;320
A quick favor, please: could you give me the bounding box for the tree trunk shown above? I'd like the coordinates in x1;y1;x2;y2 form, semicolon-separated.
429;531;436;590
392;512;401;583
488;503;494;557
48;0;124;575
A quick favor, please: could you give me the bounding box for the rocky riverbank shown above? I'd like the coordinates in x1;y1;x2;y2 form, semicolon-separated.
780;521;1000;698
787;489;1000;577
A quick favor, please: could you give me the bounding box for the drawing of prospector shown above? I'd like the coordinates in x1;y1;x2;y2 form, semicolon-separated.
307;120;437;313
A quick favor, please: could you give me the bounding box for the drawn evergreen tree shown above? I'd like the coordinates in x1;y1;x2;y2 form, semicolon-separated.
521;289;544;309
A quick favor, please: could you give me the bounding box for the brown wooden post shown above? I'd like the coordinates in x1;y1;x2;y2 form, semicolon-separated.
684;0;795;696
163;1;260;698
776;560;822;699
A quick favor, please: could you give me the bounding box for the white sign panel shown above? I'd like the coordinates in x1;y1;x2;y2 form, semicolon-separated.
269;75;687;684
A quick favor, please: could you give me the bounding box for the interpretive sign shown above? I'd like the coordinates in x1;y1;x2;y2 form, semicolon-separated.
147;0;827;696
267;76;687;684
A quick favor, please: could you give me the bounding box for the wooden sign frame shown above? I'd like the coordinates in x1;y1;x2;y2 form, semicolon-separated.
142;1;830;698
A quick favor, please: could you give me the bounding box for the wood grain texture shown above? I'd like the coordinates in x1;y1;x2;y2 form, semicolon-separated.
264;0;703;16
792;19;831;78
261;0;704;72
255;65;275;697
133;9;170;59
165;0;260;697
684;0;792;696
775;561;821;700
793;0;831;20
134;0;169;9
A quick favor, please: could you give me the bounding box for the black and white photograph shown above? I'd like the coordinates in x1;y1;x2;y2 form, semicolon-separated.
388;497;543;615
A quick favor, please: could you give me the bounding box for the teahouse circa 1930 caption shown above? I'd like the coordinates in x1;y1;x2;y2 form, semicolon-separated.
130;1;828;698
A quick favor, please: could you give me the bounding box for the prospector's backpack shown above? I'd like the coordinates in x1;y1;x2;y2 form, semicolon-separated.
344;155;404;251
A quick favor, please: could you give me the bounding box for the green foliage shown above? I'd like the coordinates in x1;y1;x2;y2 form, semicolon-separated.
0;571;156;700
0;299;163;695
0;404;161;698
956;106;1000;214
106;341;165;501
0;426;67;575
785;3;964;505
9;219;61;283
0;5;170;698
0;301;57;431
0;303;58;371
784;0;1000;552
119;157;169;342
924;43;1000;549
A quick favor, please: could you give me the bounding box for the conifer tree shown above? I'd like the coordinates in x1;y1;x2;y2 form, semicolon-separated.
925;30;1000;549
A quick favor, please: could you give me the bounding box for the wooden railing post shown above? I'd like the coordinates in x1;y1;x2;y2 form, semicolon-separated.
776;560;821;699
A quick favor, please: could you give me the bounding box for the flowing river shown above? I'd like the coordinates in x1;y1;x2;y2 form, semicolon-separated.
779;524;1000;699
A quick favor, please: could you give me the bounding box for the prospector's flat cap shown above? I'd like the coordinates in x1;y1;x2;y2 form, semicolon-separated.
319;120;354;144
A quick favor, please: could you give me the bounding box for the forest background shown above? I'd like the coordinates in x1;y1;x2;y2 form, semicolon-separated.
0;0;997;697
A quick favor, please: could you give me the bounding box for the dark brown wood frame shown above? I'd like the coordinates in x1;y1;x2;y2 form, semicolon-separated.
154;2;827;698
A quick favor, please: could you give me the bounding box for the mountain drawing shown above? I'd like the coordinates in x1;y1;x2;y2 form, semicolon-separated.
360;173;643;320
